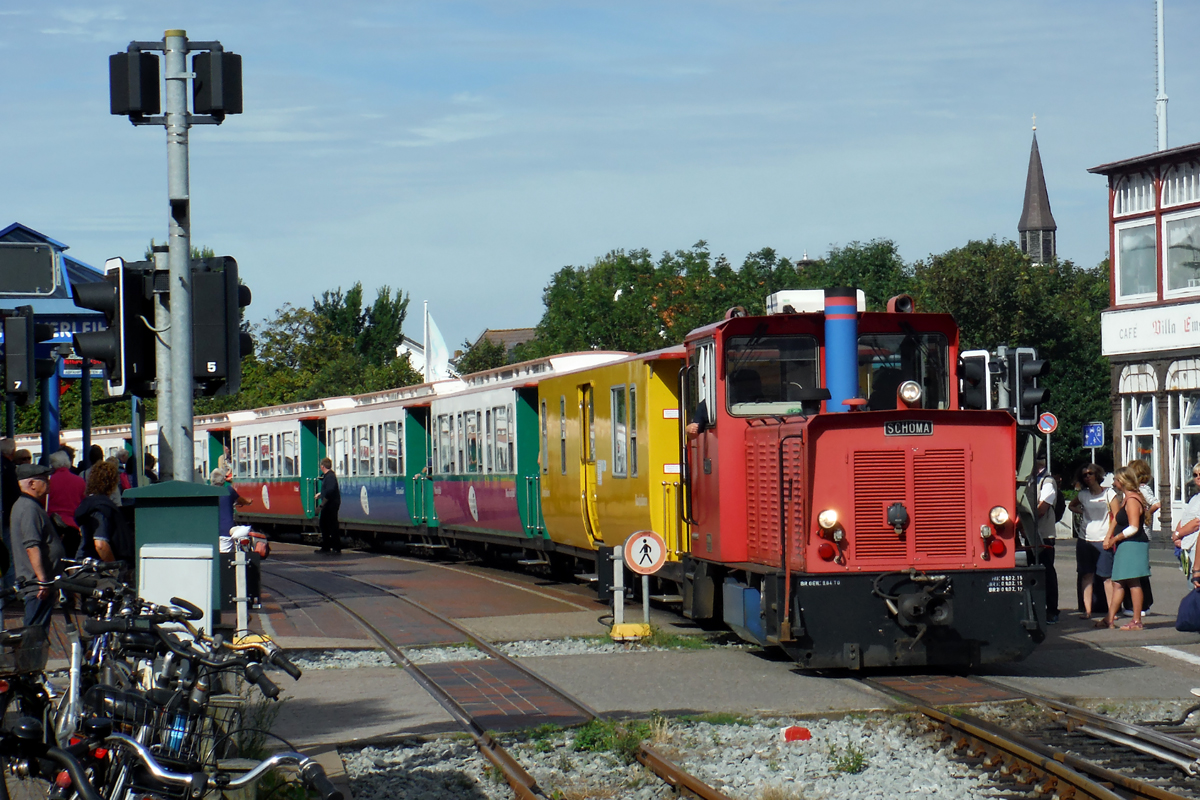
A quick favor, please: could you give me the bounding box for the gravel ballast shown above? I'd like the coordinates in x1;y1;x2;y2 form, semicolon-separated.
341;713;1004;799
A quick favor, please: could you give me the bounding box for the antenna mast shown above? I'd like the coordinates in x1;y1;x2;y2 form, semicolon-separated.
1157;0;1168;151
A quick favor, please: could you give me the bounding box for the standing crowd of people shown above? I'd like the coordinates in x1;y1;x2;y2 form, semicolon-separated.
0;439;140;631
1005;452;1194;635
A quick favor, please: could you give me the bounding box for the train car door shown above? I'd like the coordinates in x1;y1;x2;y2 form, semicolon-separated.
300;420;323;519
578;384;602;544
405;407;437;528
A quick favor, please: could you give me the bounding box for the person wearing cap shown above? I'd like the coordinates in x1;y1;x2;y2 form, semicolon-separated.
1034;454;1059;624
10;464;64;629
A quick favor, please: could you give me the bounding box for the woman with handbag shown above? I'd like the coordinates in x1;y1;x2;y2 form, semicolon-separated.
1100;467;1152;630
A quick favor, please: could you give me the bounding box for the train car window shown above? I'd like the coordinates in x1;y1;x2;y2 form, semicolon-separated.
629;386;638;476
508;403;516;473
281;431;296;477
260;436;273;478
466;411;480;473
611;386;627;477
559;397;567;475
370;425;377;476
724;335;819;416
457;413;465;474
858;332;950;410
494;406;510;473
383;422;399;475
237;437;250;477
540;400;548;475
585;396;594;465
437;415;453;474
485;410;493;473
358;426;371;476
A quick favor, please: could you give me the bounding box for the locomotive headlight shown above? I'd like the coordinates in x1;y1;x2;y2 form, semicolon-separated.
898;381;923;404
817;509;839;530
989;506;1010;526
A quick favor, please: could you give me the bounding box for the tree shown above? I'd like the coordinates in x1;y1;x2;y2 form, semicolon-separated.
453;337;508;375
915;238;1110;470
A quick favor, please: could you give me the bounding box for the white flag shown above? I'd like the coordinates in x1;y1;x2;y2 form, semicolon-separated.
425;311;452;381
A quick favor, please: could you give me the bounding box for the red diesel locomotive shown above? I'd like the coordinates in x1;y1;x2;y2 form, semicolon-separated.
678;289;1045;668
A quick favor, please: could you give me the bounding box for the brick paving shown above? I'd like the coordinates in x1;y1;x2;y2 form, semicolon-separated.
871;674;1024;706
420;659;592;732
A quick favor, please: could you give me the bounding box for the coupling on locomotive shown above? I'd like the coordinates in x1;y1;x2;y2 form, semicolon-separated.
38;286;1047;670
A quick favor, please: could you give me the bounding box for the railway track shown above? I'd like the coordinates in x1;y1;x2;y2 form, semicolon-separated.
261;559;729;799
866;674;1200;800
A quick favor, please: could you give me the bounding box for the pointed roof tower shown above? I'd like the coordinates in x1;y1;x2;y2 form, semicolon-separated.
1018;123;1057;264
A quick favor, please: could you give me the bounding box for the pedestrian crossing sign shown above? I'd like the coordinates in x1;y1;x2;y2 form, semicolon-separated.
624;530;667;576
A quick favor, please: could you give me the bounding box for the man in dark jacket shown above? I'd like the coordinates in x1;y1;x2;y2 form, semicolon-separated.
316;458;341;554
0;438;17;579
11;464;64;629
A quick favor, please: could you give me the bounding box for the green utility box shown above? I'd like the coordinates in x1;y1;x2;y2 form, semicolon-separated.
124;480;228;621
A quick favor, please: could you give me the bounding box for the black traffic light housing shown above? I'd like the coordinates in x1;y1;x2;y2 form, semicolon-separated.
3;307;56;407
192;50;243;120
1011;346;1050;426
957;350;991;410
72;259;156;397
192;257;252;395
109;50;161;119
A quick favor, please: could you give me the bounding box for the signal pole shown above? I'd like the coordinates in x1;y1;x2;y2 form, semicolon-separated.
164;30;194;481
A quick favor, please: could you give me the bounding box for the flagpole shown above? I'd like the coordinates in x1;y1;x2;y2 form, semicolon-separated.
423;300;429;383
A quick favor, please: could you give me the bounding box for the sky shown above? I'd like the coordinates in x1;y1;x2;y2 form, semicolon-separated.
1;1;1197;350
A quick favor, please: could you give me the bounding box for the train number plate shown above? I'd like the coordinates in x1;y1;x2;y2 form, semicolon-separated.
986;574;1024;594
884;420;933;436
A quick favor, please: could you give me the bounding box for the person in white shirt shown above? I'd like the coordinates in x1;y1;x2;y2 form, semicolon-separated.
1172;462;1200;584
1068;464;1116;619
1034;455;1059;624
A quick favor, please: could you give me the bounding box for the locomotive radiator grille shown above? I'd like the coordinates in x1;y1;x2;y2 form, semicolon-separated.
746;438;781;564
912;449;968;558
852;450;907;560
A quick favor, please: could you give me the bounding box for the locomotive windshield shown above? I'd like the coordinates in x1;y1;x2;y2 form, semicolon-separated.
859;331;950;410
724;334;820;416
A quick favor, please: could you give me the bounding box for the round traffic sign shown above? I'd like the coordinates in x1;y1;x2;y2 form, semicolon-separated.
1037;412;1058;435
624;530;667;576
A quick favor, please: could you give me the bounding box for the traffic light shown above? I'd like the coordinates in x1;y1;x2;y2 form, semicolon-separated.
109;50;160;119
72;258;156;397
192;257;252;395
3;307;55;406
192;50;243;120
957;350;991;410
1011;347;1050;426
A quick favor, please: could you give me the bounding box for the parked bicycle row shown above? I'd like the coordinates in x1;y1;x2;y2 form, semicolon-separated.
0;558;340;800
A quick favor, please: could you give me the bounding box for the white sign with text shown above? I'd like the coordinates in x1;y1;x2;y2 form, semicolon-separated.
1101;301;1200;356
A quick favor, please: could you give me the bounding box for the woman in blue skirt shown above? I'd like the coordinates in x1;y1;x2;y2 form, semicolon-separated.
1101;466;1151;630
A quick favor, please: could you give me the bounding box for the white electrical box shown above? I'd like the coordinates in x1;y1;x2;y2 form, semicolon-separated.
138;544;213;627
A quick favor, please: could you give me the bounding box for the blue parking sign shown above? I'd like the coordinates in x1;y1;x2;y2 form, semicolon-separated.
1083;422;1105;448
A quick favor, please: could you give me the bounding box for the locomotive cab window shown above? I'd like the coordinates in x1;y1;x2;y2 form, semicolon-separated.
859;331;950;410
724;335;819;416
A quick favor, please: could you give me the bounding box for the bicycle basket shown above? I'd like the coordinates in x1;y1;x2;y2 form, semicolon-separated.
0;626;49;676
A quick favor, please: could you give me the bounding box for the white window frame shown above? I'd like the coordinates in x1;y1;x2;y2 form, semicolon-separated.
611;385;628;478
629;385;638;477
1114;217;1159;305
1162;207;1200;300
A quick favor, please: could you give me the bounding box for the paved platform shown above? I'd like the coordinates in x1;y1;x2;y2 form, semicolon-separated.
257;538;1200;750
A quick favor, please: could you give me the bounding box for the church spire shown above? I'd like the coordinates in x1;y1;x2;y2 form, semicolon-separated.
1018;122;1057;264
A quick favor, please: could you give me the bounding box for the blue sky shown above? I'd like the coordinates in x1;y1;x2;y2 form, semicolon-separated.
1;2;1197;349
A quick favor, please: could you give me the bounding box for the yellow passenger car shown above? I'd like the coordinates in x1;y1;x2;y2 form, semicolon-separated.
537;346;687;584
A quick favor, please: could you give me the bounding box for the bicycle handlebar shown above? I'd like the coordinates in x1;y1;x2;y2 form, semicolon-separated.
44;747;105;800
270;650;303;681
105;734;342;800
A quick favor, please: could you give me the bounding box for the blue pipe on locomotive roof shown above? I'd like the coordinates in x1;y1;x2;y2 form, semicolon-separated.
824;287;859;412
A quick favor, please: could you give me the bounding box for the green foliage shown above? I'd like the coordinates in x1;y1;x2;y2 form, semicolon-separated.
453;336;508;376
915;239;1111;471
572;718;651;763
828;743;869;774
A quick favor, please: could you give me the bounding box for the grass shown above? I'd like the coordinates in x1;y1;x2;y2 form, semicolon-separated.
828;743;869;774
758;786;805;800
572;718;653;764
527;723;566;753
596;626;712;650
